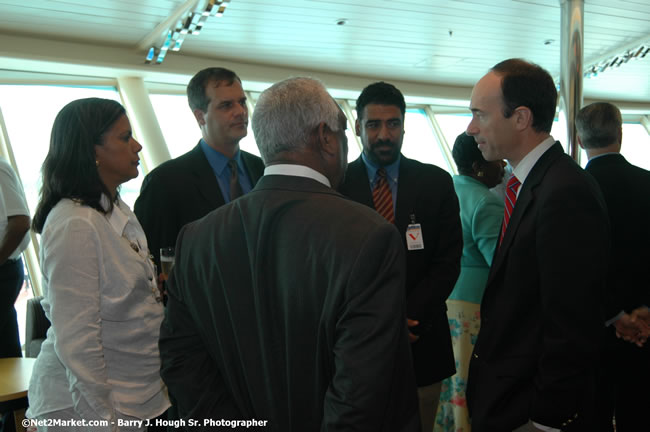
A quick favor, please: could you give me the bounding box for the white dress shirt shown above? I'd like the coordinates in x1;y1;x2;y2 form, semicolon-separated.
0;157;30;259
264;164;331;186
512;136;556;198
27;196;169;430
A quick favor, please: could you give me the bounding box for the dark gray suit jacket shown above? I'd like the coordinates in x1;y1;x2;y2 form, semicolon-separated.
585;153;650;315
159;174;419;432
468;143;610;431
134;143;264;268
339;155;462;386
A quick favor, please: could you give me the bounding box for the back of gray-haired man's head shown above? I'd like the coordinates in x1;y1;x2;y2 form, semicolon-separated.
575;102;623;149
252;77;341;164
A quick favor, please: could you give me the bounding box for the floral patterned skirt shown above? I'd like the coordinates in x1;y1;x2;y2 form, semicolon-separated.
434;300;481;432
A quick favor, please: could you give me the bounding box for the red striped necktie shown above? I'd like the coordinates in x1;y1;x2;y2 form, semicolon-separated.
499;174;521;247
372;168;395;224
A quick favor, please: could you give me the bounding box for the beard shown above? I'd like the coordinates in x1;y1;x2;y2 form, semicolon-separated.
368;139;400;166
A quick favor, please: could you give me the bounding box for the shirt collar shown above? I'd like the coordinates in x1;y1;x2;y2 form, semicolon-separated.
200;139;241;176
512;136;555;186
263;164;331;187
587;151;620;164
361;152;401;184
101;195;130;237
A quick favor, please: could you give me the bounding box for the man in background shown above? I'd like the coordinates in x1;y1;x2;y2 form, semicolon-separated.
576;101;650;431
159;77;419;431
134;67;264;268
466;59;609;432
0;156;30;432
339;81;462;432
0;156;30;358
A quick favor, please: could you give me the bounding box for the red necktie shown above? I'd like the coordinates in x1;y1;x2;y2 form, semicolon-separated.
499;174;521;247
373;168;395;224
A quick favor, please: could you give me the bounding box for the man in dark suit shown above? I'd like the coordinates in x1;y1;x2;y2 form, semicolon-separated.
134;67;264;268
465;59;610;432
158;77;419;431
338;82;462;432
576;102;650;432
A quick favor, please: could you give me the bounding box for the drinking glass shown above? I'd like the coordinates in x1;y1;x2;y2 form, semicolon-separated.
160;247;175;280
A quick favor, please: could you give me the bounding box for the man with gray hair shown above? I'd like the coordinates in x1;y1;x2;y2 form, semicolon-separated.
159;77;419;431
576;102;650;432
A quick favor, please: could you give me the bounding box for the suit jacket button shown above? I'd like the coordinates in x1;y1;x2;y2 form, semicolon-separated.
473;353;479;359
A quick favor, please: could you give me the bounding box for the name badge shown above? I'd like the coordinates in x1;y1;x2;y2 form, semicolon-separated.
406;224;424;250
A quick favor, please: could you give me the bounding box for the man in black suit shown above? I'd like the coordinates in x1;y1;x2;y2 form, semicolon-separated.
465;59;610;432
338;82;462;432
134;67;264;268
576;102;650;432
159;77;419;431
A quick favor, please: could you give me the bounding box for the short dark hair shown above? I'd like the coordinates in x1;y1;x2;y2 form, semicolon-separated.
491;59;557;133
356;81;406;120
452;132;486;174
575;102;622;149
33;98;125;233
187;67;241;112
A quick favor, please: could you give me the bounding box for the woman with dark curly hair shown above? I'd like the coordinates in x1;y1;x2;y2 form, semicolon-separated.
26;98;169;431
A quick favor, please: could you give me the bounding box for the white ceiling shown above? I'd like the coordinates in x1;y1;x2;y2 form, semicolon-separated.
0;0;649;104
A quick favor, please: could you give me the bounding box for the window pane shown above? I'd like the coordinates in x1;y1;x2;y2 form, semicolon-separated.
239;124;260;157
403;109;449;172
339;102;361;162
15;260;35;352
346;128;361;162
435;113;472;149
621;123;650;170
149;94;201;159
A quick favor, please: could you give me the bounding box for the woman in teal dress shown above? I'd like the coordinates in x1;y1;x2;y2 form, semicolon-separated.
435;132;505;432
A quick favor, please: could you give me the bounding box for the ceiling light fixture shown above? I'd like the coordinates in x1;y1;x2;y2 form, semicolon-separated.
584;42;649;78
145;0;231;65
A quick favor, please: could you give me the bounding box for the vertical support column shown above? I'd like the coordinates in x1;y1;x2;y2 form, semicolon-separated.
641;115;650;135
423;106;456;174
559;0;584;162
117;76;171;171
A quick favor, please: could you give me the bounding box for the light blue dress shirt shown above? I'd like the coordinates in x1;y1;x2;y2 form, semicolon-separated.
200;139;253;203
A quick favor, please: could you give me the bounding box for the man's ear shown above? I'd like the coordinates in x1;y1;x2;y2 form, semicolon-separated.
355;118;361;137
318;122;337;157
576;135;584;149
513;106;532;131
193;108;206;126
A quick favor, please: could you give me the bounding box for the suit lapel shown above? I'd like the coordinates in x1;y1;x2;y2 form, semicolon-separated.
242;151;263;184
344;157;374;207
187;142;226;208
395;156;417;230
488;142;563;282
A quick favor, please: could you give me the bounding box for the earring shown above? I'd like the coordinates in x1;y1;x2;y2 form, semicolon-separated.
95;160;99;167
477;170;484;177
